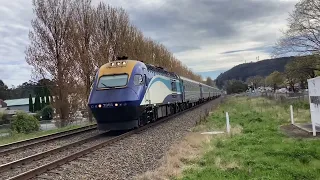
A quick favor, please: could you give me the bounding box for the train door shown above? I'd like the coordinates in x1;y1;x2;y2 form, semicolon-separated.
180;80;185;102
200;84;203;99
144;74;151;104
171;79;177;101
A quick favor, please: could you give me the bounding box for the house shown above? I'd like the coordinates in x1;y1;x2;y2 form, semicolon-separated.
4;97;46;112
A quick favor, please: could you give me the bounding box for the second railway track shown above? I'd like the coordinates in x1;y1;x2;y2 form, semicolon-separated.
0;124;98;156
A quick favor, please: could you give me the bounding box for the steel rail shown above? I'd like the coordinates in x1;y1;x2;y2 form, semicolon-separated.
7;97;222;180
0;130;109;174
0;124;97;156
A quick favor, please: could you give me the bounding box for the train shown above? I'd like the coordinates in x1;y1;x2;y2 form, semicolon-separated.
88;59;222;131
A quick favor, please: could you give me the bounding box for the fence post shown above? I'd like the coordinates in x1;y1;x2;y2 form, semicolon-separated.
226;112;230;134
290;105;294;124
312;119;316;137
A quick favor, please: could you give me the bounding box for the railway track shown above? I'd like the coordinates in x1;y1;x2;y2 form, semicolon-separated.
1;97;219;180
0;124;97;156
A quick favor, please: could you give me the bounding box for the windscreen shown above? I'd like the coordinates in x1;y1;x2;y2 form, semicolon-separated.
97;74;128;88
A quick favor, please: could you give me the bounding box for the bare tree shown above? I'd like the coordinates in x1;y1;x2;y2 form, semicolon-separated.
273;0;320;57
70;0;96;122
26;0;76;126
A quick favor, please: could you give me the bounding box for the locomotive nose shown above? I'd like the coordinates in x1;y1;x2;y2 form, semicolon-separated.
88;87;139;106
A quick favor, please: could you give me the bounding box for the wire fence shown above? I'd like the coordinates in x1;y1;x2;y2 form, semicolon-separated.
260;91;309;102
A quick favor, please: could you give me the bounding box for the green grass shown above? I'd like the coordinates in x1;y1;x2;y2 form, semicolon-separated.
0;123;95;146
178;97;320;180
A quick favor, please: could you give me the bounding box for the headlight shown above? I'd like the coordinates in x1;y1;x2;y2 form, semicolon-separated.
122;61;126;65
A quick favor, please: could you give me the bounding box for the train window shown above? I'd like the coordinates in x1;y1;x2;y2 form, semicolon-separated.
171;81;177;92
134;74;144;85
97;74;128;88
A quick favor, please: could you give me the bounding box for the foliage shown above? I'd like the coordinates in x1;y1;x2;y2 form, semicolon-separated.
0;79;53;100
29;94;34;113
34;95;41;112
265;71;285;91
215;56;294;89
205;77;214;86
11;112;40;134
246;75;264;89
41;105;53;120
179;97;319;180
33;111;42;121
225;80;248;94
45;95;50;105
0;112;10;125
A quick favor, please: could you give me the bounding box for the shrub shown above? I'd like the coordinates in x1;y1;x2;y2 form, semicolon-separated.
32;111;42;121
41;105;53;120
0;112;10;125
11;112;40;133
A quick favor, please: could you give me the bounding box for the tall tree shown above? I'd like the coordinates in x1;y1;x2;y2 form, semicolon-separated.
205;77;214;86
266;71;285;92
45;95;50;105
273;0;320;57
71;0;96;122
29;94;34;113
26;0;76;125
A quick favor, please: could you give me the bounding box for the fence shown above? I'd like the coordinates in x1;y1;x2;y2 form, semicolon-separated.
261;91;309;102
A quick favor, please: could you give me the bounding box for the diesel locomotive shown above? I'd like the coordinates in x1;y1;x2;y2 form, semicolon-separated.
88;59;221;131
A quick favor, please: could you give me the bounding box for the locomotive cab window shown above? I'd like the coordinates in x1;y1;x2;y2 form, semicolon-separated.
97;74;128;88
134;74;144;85
171;81;177;91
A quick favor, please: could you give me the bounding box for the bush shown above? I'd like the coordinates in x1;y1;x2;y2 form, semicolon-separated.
41;105;53;120
11;112;40;133
0;112;10;125
33;111;42;121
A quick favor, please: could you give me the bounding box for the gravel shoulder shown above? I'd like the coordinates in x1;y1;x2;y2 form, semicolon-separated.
34;97;224;180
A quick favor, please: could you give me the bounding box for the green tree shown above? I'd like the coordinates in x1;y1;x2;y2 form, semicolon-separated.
225;80;248;94
34;95;41;112
45;95;50;105
205;77;214;86
285;56;320;89
246;75;264;89
29;94;34;113
266;71;285;92
41;96;45;109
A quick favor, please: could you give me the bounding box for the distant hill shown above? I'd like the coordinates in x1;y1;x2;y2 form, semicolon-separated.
215;56;295;88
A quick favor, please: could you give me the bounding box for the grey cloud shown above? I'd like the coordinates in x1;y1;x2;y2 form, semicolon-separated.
125;0;296;53
221;45;274;54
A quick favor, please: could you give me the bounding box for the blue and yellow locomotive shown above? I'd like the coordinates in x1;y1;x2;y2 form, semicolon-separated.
88;59;221;131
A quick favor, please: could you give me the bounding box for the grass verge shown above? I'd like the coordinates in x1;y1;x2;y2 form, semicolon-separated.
177;96;320;180
0;123;95;146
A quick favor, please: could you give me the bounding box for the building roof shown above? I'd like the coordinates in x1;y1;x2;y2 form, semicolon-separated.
4;97;45;107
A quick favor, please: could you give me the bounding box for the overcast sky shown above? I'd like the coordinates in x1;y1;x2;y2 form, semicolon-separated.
0;0;298;87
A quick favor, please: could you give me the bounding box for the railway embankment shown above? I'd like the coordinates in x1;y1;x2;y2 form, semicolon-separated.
136;96;320;180
31;97;224;180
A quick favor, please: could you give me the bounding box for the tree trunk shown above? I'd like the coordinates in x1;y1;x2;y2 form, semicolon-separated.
85;74;93;122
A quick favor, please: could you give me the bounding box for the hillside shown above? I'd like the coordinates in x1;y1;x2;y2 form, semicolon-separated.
215;56;295;88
